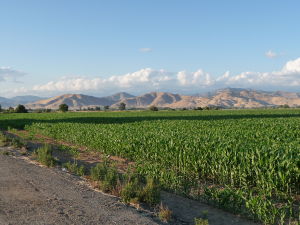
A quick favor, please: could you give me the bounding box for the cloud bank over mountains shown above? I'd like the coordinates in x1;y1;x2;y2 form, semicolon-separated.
3;58;300;97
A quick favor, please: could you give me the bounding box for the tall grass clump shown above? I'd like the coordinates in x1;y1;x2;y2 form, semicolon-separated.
36;145;56;167
63;161;85;176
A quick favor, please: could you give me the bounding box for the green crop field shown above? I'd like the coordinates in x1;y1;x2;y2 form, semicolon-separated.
0;109;299;224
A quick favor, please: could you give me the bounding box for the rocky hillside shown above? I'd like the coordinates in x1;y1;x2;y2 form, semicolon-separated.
23;88;300;109
25;92;134;109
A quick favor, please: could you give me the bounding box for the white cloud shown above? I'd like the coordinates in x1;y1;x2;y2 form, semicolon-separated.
265;50;278;58
0;67;25;82
139;48;152;53
6;57;300;96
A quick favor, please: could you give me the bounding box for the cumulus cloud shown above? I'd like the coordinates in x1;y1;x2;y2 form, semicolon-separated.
139;48;152;53
0;67;26;82
9;57;300;96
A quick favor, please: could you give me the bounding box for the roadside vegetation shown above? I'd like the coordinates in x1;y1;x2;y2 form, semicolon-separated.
35;145;56;167
0;109;299;224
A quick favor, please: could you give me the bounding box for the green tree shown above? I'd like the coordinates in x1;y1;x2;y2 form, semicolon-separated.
149;105;158;111
119;102;126;110
15;104;28;113
0;104;2;112
104;105;109;110
59;104;68;112
282;104;290;108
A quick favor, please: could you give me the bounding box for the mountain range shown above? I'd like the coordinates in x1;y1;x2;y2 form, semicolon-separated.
1;88;300;109
12;88;299;110
0;95;44;108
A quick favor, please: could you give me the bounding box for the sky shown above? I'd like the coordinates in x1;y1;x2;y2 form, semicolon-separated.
0;0;300;97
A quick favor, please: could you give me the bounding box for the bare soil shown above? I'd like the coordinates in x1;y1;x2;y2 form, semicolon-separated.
0;148;162;225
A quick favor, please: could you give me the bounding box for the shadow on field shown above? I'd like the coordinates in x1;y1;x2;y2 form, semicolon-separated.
1;112;300;130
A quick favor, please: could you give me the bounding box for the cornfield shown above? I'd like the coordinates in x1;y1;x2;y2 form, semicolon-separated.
1;109;299;224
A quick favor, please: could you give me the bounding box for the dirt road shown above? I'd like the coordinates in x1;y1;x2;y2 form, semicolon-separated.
0;152;160;225
0;145;258;225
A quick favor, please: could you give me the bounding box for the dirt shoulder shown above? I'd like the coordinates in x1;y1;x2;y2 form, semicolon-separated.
0;149;160;225
0;146;258;225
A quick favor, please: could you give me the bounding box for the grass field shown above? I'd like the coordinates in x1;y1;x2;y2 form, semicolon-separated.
0;109;299;224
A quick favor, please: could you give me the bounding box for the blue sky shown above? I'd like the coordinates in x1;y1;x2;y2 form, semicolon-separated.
0;0;300;97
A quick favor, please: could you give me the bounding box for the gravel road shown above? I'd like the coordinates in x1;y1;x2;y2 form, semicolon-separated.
0;152;160;225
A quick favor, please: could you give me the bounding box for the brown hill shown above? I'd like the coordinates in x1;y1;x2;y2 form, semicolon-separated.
25;88;300;109
111;92;182;108
26;93;134;109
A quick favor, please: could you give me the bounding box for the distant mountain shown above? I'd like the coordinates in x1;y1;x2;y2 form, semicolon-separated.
10;95;44;104
0;95;44;108
111;92;182;108
22;88;300;109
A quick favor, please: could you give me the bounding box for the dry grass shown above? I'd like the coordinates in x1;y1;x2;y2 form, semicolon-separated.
158;203;172;223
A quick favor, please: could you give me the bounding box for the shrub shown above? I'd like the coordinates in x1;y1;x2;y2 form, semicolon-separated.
139;177;160;206
63;161;85;176
36;145;56;167
90;162;108;181
121;180;142;203
149;105;158;111
101;166;119;192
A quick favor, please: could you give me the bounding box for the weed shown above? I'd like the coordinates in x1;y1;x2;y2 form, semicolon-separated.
11;138;26;148
90;162;108;181
36;145;56;167
101;166;119;192
158;203;172;223
63;161;85;176
121;180;142;203
139;177;160;206
0;133;9;146
194;217;209;225
1;150;10;155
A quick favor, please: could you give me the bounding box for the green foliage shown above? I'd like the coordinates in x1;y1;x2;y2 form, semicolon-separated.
121;180;142;203
90;162;120;192
101;166;119;192
63;161;85;176
194;218;209;225
139;177;160;206
11;138;26;148
0;133;8;147
90;162;108;181
36;145;56;167
59;104;68;112
15;104;28;113
0;109;299;223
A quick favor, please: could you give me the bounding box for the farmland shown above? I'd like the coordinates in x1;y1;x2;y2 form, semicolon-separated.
0;109;299;224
